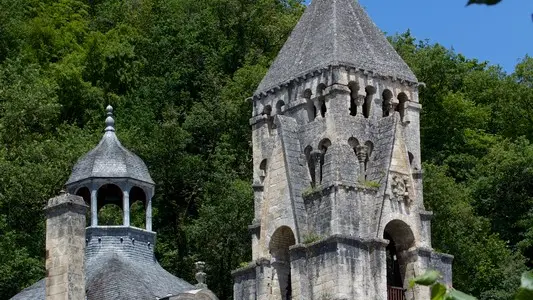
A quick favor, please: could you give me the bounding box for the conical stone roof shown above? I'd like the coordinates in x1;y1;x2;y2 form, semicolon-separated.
255;0;417;95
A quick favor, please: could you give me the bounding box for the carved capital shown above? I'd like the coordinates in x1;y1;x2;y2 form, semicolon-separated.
355;145;368;163
355;94;365;107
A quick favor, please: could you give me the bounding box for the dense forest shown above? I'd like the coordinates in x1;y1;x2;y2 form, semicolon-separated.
0;0;532;299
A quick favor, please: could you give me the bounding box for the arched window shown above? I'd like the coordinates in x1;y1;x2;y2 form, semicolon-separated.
348;81;359;116
75;187;91;226
384;220;416;299
259;159;268;183
318;139;331;184
304;146;316;187
276;100;286;115
97;184;123;225
364;141;374;179
397;93;408;121
130;186;147;229
75;187;90;205
263;105;274;134
303;89;315;122
408;152;414;168
382;89;393;117
269;226;296;300
98;204;122;226
348;137;360;153
363;86;376;118
317;84;327;118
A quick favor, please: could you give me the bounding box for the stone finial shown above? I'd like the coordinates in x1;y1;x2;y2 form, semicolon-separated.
195;261;207;289
105;105;115;132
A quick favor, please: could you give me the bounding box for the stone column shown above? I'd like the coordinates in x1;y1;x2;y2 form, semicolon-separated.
311;150;322;186
123;188;130;227
45;192;88;300
90;188;97;227
356;145;368;180
355;93;365;116
146;196;152;231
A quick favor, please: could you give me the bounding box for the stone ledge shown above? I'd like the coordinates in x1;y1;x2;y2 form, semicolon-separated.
231;257;271;277
248;223;260;235
417;247;454;263
412;169;423;180
419;210;434;221
252;65;420;100
290;234;389;258
302;181;379;200
45;193;88;217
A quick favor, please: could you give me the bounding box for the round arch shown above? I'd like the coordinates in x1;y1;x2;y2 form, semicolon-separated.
75;186;91;205
383;219;417;298
269;226;296;300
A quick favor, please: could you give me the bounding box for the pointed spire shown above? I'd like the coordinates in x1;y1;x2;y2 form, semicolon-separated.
105;105;115;132
255;0;417;95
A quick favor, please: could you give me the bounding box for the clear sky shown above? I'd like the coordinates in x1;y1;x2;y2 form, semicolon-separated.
305;0;533;73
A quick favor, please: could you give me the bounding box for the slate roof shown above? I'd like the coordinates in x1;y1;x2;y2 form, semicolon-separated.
10;227;194;300
66;106;154;186
255;0;417;95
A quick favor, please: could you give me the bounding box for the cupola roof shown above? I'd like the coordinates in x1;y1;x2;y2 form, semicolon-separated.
66;105;154;186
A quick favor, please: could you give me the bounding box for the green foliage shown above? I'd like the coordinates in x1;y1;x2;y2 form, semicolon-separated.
358;179;381;189
302;232;322;244
302;185;320;197
0;2;531;300
0;0;304;299
411;270;533;300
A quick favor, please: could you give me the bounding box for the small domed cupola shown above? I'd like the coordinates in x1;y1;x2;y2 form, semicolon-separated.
65;105;155;231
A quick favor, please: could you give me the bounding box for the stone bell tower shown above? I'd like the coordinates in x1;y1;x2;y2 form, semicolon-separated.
232;0;453;299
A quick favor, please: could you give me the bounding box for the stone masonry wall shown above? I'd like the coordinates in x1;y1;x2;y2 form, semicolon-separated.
45;193;87;300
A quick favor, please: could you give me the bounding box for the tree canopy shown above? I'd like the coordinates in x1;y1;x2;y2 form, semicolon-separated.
0;1;532;299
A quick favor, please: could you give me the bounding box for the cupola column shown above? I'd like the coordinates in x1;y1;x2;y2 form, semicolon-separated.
91;187;98;227
123;187;130;227
146;196;153;231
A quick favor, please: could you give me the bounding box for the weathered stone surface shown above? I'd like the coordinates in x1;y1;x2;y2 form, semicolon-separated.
235;0;453;299
45;193;88;300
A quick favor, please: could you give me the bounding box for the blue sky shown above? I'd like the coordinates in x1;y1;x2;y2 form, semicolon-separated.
305;0;533;73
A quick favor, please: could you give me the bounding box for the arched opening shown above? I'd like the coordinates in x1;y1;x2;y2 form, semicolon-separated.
348;81;359;116
97;184;123;225
382;89;393;117
75;187;91;226
384;220;416;300
98;204;122;226
75;187;90;205
130;186;147;228
130;202;145;228
317;84;327;118
364;141;374;179
304;145;316;187
320;100;327;118
269;226;296;300
303;89;315;123
276;100;286;115
408;152;414;168
318;139;331;184
397;93;408;121
263;105;274;134
348;137;360;153
259;159;268;183
363;86;376;118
